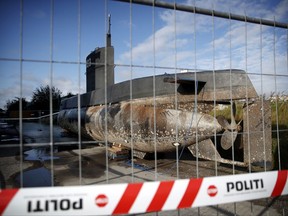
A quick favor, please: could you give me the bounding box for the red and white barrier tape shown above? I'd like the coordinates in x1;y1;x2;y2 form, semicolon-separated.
0;170;287;215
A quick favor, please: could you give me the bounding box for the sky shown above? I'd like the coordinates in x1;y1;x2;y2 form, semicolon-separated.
0;0;287;110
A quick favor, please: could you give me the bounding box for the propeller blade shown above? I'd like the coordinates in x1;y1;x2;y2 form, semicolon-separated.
230;101;237;130
221;129;238;150
216;115;230;130
232;101;236;117
217;102;242;150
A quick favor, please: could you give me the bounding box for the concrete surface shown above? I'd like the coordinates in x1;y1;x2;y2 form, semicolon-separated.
0;121;286;215
1;146;286;215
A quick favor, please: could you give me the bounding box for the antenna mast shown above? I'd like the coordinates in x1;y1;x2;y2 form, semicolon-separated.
108;14;111;35
107;14;112;46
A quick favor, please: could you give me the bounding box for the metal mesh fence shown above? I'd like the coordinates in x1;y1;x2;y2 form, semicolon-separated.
0;0;287;215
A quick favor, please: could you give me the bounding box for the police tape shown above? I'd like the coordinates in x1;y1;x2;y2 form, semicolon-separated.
0;170;287;215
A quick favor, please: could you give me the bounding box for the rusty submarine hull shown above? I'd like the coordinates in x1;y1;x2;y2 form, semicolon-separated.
58;15;273;168
57;69;273;169
58;102;222;153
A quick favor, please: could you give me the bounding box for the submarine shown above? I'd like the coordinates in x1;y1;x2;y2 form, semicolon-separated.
58;15;272;168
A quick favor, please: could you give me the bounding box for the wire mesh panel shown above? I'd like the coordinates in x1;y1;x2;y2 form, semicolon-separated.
0;0;287;215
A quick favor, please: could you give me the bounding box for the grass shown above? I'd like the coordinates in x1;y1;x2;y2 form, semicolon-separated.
270;99;288;170
271;99;288;128
210;103;243;122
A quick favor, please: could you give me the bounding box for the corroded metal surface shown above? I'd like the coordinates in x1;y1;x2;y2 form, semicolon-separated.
57;70;270;168
60;70;258;110
243;100;272;170
58;102;223;153
188;140;249;167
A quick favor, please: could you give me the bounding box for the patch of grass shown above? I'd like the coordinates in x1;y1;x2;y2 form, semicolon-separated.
210;103;243;123
270;99;288;170
271;99;288;129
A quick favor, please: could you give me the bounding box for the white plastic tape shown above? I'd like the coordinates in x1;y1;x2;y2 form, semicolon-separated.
1;170;287;215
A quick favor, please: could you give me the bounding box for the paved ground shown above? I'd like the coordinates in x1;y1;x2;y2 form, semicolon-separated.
0;121;287;215
1;146;286;215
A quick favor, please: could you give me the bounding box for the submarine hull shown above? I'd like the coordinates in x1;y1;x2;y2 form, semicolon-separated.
58;102;223;152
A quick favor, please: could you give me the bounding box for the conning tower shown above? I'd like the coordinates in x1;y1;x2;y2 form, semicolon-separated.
86;14;114;92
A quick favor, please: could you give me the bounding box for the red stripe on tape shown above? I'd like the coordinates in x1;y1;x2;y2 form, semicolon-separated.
0;189;19;215
271;170;287;197
112;183;143;215
146;181;174;212
178;178;203;209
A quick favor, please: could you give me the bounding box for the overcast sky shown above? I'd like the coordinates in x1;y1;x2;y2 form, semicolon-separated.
0;0;287;109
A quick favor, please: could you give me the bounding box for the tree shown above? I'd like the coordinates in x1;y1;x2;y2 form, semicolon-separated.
5;97;28;112
30;85;62;113
62;92;75;99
